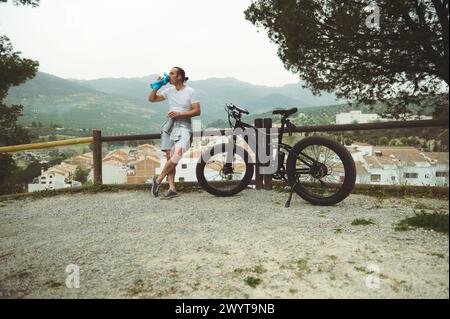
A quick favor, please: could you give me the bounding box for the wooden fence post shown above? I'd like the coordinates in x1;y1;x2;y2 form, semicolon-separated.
263;118;273;190
254;118;263;190
93;130;102;185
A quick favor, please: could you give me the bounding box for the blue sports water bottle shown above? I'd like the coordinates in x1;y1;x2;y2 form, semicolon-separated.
150;72;170;90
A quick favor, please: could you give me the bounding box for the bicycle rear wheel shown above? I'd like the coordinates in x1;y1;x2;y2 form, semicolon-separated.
196;143;254;196
286;136;356;206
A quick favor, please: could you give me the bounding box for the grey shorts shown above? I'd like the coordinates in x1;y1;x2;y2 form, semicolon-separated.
161;119;193;152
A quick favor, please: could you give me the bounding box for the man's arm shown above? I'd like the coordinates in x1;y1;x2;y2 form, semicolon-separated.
168;103;201;119
148;89;166;103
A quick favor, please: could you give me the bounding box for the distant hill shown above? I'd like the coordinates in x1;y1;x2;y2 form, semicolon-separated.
73;74;344;116
7;72;346;134
245;93;305;110
69;75;152;104
6;73;167;135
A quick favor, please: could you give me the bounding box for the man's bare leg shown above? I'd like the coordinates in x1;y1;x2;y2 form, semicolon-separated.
156;147;183;188
166;150;176;192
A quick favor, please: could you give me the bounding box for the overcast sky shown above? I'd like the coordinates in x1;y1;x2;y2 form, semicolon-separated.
0;0;301;86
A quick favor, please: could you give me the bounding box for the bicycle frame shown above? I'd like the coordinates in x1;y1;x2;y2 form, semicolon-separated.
225;109;316;182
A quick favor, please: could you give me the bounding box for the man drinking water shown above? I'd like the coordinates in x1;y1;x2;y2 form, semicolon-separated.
148;67;201;199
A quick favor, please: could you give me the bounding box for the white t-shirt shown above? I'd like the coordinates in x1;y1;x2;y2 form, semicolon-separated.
161;85;199;113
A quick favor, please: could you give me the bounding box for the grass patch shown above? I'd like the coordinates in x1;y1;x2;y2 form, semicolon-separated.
252;265;267;275
295;259;310;278
45;280;63;288
429;252;446;259
414;203;434;210
296;259;310;272
391;279;412;293
280;258;311;278
394;224;410;232
244;276;262;288
395;211;449;234
351;218;375;226
271;181;449;199
327;255;339;261
0;184;119;202
127;279;146;296
30;189;59;200
354;266;374;274
233;264;267;275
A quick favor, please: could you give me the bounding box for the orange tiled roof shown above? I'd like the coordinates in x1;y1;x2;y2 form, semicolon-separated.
138;144;154;149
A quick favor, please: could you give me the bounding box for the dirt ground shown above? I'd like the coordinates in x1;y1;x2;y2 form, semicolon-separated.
0;189;448;298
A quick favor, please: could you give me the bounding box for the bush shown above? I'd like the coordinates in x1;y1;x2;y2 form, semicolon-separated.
395;211;449;234
351;218;375;226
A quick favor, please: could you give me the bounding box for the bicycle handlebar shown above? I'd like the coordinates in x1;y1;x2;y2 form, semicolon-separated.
226;103;249;115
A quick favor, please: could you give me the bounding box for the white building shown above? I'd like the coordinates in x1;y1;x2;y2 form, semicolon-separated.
346;144;449;186
336;110;433;124
87;160;128;184
28;162;81;192
335;111;380;124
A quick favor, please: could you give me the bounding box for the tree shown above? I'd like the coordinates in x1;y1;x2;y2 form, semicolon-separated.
17;161;42;184
0;0;39;7
245;0;449;118
0;0;40;194
74;167;89;184
48;155;67;167
379;136;389;145
400;136;409;145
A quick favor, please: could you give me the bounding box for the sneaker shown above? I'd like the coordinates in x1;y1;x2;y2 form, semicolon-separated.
151;176;160;197
159;189;178;200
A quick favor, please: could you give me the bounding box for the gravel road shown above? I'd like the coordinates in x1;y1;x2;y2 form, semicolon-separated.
0;189;448;298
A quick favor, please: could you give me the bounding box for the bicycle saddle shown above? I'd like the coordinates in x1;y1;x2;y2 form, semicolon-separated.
272;107;298;116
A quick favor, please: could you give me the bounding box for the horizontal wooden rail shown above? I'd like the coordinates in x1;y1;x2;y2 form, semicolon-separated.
100;130;231;142
101;133;160;142
285;118;449;133
0;137;93;153
0;119;447;153
100;119;448;142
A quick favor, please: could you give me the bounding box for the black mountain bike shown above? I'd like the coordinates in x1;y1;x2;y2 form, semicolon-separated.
196;103;356;206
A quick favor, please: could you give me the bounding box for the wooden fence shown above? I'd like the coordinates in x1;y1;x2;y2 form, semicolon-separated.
0;118;448;190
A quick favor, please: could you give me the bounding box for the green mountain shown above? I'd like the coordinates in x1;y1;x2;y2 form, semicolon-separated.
6;72;345;135
74;75;343;116
6;72;167;135
245;93;304;110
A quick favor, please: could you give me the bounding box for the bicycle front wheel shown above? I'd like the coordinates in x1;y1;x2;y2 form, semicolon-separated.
286;136;356;206
196;143;254;196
